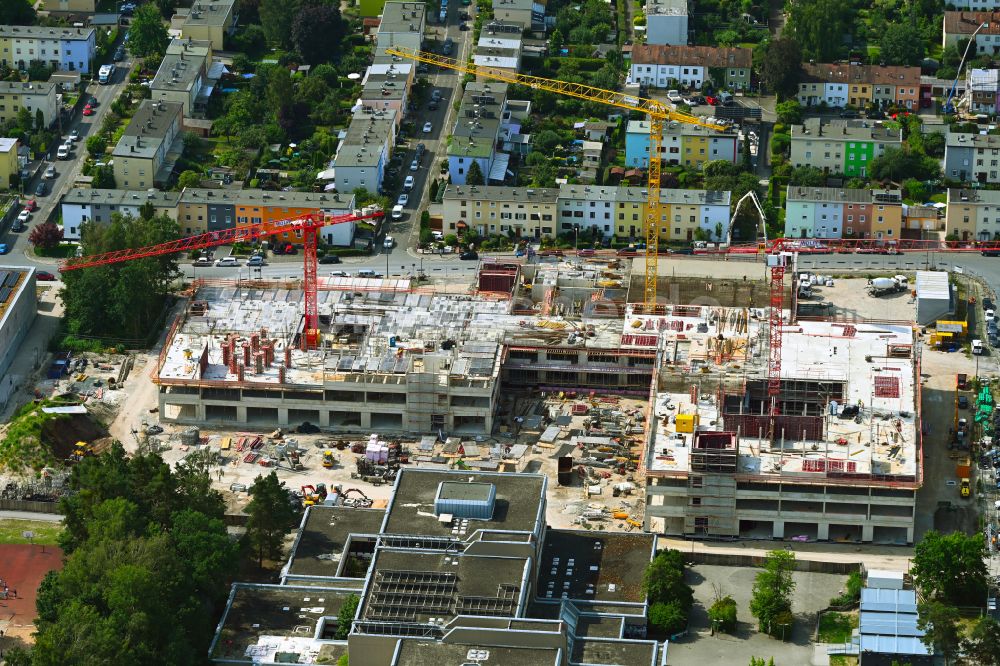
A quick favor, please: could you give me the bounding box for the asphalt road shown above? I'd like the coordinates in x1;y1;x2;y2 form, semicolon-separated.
4;55;135;250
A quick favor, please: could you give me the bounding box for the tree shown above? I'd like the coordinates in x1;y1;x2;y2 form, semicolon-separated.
465;160;485;186
750;550;796;637
260;0;300;46
128;4;170;59
917;601;961;664
60;211;179;340
775;100;803;125
292;4;346;66
86;134;107;158
741;134;753;172
92;165;117;189
549;28;564;52
35;108;45;131
29;222;63;250
534;130;563;154
903;178;929;202
911;530;988;605
0;0;35;24
335;594;360;639
870;147;939;183
785;0;854;62
708;588;738;634
177;170;202;189
245;471;301;567
27;59;53;82
648;601;688;636
880;22;925;66
759;38;803;100
923;132;946;159
788;166;826;187
962;616;1000;666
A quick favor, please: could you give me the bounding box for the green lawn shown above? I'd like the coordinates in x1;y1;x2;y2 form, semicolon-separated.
34;244;78;258
829;656;858;666
818;612;859;644
0;519;63;545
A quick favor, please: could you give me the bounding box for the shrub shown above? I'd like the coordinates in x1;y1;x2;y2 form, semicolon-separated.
708;595;738;633
649;601;688;636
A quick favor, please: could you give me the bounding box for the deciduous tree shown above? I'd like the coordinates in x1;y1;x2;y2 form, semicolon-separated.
335;594;360;639
911;530;987;605
785;0;854;62
128;4;170;59
917;601;961;664
177;170;202;189
0;0;35;24
29;222;63;250
292;4;346;65
86;135;107;158
962;616;1000;666
880;22;925;66
750;550;796;636
759;38;803;100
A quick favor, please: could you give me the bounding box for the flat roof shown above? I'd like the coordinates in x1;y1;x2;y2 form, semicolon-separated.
574;614;625;638
210;583;357;662
286;506;386;578
915;270;949;300
359;549;530;625
379;1;426;33
62;188;181;207
152;51;206;93
947;187;1000;204
627;119;738;138
536;530;654;605
112;100;182;159
0;266;33;331
439;480;494;501
946;131;1000;148
449;81;507;160
383;469;545;538
0;25;95;40
335;108;397;168
0;81;56;97
392;641;561;666
182;0;235;26
646;0;687;15
166;37;213;58
571;638;658;666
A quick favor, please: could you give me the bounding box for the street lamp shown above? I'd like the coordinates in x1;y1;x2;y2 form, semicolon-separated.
574;224;579;251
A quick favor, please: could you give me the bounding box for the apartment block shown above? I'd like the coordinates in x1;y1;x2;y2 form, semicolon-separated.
644;0;688;45
150;43;209;117
60;189;182;240
359;62;413;125
0;266;37;386
945;188;1000;240
789;118;902;177
0;138;16;190
473;35;523;80
172;0;237;51
448;82;520;186
797;63;920;110
491;0;545;32
625;119;740;169
0;25;96;73
629;44;752;90
784;186;902;239
556;184;731;242
0;81;58;129
375;1;426;53
112;100;184;190
441;184;558;238
209;469;661;666
943;11;1000;51
943;131;1000;184
333;107;397;195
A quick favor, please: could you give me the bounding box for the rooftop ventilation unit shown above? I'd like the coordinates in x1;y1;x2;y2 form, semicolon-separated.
434;480;496;520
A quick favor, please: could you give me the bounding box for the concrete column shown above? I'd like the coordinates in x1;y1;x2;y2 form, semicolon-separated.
905;525;914;544
862;523;874;542
278;408;289;426
360;411;372;429
817;522;830;541
772;520;785;539
236;406;247;423
319;410;330;427
196;402;207;421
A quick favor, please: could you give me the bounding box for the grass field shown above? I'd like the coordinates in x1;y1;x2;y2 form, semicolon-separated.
0;519;63;545
817;611;859;644
829;656;858;666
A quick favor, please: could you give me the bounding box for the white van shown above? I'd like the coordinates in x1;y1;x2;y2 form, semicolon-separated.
56;144;70;160
403;175;414;191
357;269;382;278
216;256;239;267
391;204;404;219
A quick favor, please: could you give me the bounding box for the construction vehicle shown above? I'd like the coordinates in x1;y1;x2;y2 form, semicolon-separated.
385;46;728;308
322;450;335;469
867;276;908;297
339;487;374;508
69;441;90;463
960;477;971;498
60;209;384;350
300;483;328;507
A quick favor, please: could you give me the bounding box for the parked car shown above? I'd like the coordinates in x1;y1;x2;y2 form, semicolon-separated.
247;255;266;267
36;271;56;281
959;395;970;409
82;104;94;116
0;244;8;254
839;110;860;119
193;257;212;266
459;22;469;30
391;204;404;219
69;129;80;142
403;175;414;190
666;89;683;103
23;199;37;212
410;158;419;171
422;121;433;133
318;255;342;264
330;270;350;277
57;144;70;159
460;250;478;260
216;257;239;267
35;182;47;196
397;193;409;206
45;165;56;179
357;269;382;278
459;11;470;19
431;89;442;102
383;235;395;249
17;209;30;224
705;95;718;105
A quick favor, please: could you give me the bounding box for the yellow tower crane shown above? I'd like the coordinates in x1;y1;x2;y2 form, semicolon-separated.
385;46;729;307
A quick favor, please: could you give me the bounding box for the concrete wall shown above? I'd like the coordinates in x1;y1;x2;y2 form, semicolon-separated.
0;267;37;382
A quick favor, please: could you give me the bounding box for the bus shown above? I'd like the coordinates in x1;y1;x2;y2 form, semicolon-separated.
98;64;114;85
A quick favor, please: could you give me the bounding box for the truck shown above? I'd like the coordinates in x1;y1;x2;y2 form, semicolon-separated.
867;275;908;296
973;339;985;355
98;63;114;85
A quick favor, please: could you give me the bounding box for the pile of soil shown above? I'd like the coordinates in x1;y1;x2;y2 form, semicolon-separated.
40;413;108;460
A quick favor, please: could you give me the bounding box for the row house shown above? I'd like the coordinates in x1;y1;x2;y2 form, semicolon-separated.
0;25;96;73
171;0;238;51
796;63;920;109
943;11;1000;52
943;131;1000;184
60;189;181;240
945;188;1000;240
448;82;530;185
474;36;523;81
0;81;58;129
112;100;184;190
557;184;731;242
359;63;414;130
784;187;903;240
789;118;903;178
625;119;741;169
151;39;217;117
375;1;426;53
629;44;752;90
492;0;545;33
441;184;558;238
62;189;357;246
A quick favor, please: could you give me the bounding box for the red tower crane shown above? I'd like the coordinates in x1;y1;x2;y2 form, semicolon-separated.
60;208;384;349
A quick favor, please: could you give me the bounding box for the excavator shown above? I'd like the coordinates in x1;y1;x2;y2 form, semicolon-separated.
322;450;335;469
301;483;328;507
